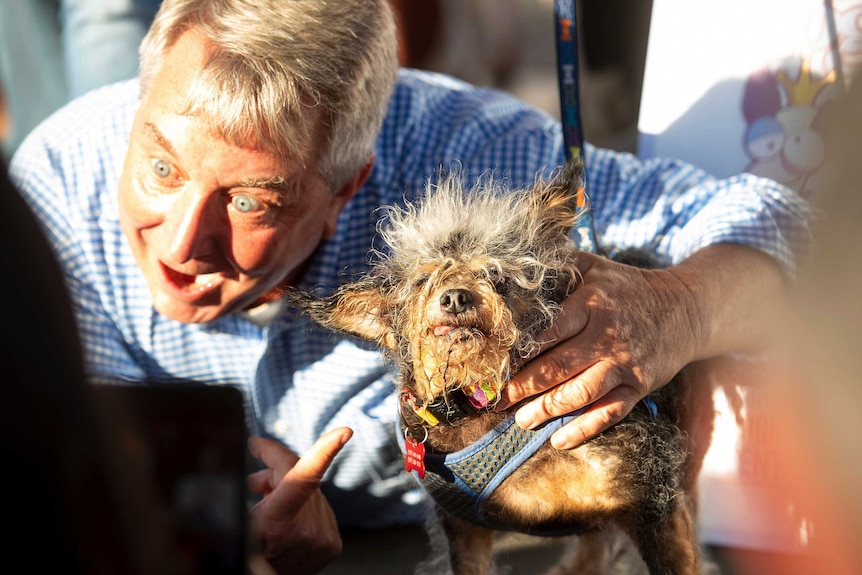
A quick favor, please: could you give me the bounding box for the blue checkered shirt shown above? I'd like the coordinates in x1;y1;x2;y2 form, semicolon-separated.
10;69;812;528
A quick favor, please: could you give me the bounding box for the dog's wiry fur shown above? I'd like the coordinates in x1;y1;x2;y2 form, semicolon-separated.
289;160;714;574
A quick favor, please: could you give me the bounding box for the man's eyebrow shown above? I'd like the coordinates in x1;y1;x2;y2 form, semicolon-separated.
143;121;290;192
237;175;292;192
143;122;176;156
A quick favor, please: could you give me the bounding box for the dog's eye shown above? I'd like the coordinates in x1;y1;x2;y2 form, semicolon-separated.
485;270;509;293
541;271;559;294
491;276;510;295
413;274;430;288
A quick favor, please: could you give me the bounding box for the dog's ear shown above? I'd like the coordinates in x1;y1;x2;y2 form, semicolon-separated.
287;277;397;350
528;157;584;241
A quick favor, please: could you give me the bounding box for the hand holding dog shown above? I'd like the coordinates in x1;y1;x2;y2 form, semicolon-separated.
501;244;784;449
247;428;353;575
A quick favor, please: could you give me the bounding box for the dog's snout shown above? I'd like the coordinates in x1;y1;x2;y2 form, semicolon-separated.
439;289;474;314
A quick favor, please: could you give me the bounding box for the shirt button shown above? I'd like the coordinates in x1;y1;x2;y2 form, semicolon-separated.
272;419;290;437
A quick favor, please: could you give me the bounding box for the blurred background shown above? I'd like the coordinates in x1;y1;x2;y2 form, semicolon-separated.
390;0;650;153
0;0;649;160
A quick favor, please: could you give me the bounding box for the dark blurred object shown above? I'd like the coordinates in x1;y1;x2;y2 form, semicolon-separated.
94;383;249;575
581;0;652;77
0;160;163;573
580;0;652;151
389;0;523;88
390;0;442;68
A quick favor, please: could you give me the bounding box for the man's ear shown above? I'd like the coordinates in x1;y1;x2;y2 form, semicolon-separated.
323;157;375;239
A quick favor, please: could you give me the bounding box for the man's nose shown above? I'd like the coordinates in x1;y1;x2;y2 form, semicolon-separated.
166;188;223;264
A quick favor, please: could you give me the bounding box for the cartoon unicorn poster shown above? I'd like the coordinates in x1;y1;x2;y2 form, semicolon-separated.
639;0;860;200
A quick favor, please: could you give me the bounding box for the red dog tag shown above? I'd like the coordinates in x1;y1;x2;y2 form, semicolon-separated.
404;436;426;479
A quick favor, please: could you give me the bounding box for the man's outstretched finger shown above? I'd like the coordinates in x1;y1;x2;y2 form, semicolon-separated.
263;427;353;518
249;436;300;475
291;427;353;480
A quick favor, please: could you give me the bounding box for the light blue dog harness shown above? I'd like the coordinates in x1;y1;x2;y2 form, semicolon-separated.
417;412;583;534
400;397;658;534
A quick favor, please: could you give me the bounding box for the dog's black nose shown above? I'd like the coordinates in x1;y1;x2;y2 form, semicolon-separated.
439;289;473;314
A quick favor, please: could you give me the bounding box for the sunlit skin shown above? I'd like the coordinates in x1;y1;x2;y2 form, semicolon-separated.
118;29;369;323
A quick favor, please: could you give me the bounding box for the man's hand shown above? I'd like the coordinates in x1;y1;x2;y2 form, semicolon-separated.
499;245;784;450
247;428;353;575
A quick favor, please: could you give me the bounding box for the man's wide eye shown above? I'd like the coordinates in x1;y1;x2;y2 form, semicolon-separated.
232;194;262;213
151;158;172;178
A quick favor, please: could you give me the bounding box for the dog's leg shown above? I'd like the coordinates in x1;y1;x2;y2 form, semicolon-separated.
623;497;700;575
439;513;496;575
543;529;641;575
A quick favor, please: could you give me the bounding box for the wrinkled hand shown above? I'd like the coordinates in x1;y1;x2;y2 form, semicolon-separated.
499;250;703;449
247;428;353;575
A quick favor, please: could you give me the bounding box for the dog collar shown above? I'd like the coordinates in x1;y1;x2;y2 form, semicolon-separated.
401;380;500;427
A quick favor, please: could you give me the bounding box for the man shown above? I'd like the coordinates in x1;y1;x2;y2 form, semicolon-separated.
9;0;811;572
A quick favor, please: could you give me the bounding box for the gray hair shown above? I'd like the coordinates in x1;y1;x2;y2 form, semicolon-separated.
139;0;398;190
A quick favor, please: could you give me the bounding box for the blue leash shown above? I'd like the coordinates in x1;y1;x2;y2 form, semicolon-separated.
554;0;597;253
555;0;662;425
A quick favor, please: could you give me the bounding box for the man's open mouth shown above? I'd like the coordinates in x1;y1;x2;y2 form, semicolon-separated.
161;263;222;293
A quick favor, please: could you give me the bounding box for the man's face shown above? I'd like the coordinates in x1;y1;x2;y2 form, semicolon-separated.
119;30;359;323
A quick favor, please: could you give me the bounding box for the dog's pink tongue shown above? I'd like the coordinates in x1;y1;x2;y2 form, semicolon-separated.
434;325;453;336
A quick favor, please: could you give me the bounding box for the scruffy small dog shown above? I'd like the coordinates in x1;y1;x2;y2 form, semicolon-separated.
289;160;713;574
